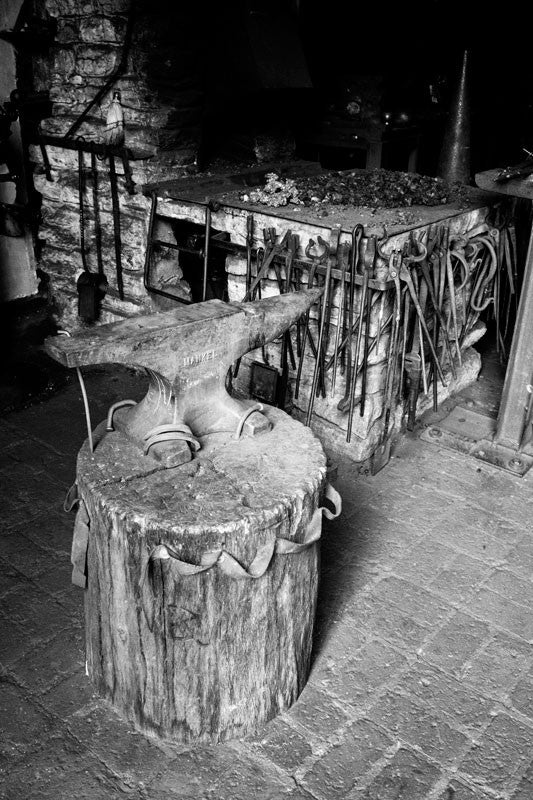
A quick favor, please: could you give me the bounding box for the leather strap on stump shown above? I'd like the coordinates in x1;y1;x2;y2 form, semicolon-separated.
66;480;341;597
141;483;341;628
145;482;341;576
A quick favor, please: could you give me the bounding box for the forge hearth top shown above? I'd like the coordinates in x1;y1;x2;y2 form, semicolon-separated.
143;160;496;237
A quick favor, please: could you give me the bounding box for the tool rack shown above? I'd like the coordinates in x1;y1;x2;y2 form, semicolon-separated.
141;170;512;468
143;191;393;302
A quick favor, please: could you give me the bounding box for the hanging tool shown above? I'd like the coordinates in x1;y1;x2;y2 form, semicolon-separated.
400;287;410;394
76;148;106;322
282;233;298;368
306;227;339;424
468;234;498;312
338;224;364;414
120;149;135;195
294;238;328;400
326;291;382;373
445;247;462;366
427;230;443;411
241;229;290;302
330;242;349;395
107;151;124;300
38;134;53;182
358;236;377;418
346;230;374;441
414;237;457;376
371;252;403;472
203;204;211;302
317;226;340;399
274;230;297;380
90;152;107;295
404;271;428;431
278;234;298;409
232;215;256;381
398;241;447;387
245;214;254;297
374;293;386;355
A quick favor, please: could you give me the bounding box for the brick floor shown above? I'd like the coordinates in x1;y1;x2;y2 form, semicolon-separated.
1;365;533;800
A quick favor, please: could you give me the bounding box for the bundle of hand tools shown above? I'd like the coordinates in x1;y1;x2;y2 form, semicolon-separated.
238;216;512;452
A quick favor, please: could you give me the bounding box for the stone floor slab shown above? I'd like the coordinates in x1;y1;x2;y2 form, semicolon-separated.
0;361;532;799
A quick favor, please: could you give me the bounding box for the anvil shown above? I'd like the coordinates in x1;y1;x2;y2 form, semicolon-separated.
44;290;321;465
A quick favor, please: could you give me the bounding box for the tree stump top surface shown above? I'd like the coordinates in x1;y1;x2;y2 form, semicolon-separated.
77;406;327;539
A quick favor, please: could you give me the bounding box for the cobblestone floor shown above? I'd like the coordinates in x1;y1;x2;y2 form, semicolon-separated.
1;357;532;800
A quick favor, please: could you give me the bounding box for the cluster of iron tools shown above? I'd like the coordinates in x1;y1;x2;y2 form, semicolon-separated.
238;212;518;443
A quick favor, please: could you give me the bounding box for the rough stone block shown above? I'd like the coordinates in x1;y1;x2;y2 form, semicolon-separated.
371;576;453;628
209;751;294;799
342;592;431;651
390;537;456;585
65;702;173;783
463;631;533;701
458;713;533;794
428;524;514;566
510;673;533;720
0;682;55;748
358;746;441;799
367;691;470;764
427;553;494;605
10;628;84;693
288;685;351;738
511;760;533;800
467;587;533;642
487;569;533;608
253;717;313;773
397;663;491;732
436;778;493;800
326;638;409;709
504;540;533;581
0;530;51;580
299;719;393;800
4;586;66;643
418;611;490;675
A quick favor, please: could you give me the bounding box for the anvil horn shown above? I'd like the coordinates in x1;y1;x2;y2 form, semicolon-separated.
44;289;322;465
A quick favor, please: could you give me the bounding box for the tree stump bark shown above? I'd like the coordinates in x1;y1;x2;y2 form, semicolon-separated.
76;406;331;743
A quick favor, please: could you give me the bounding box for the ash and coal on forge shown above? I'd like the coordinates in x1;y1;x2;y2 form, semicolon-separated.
3;0;532;744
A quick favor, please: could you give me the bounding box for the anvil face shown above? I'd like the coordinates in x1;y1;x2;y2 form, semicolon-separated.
44;291;321;465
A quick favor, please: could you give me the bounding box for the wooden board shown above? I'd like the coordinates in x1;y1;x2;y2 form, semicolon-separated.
475;168;533;201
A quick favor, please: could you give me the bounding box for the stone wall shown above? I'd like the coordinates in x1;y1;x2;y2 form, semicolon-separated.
1;0;39;302
29;0;204;330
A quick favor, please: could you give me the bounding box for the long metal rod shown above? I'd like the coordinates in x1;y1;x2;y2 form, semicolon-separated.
108;153;124;300
202;205;211;302
330;244;347;395
305;256;332;426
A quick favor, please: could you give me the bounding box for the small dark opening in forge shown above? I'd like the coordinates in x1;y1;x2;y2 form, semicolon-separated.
170;219;230;303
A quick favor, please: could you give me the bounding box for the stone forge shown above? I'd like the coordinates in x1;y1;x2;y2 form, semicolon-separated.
147;167;503;464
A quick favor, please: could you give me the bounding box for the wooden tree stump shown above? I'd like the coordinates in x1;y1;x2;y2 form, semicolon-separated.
76;406;334;743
